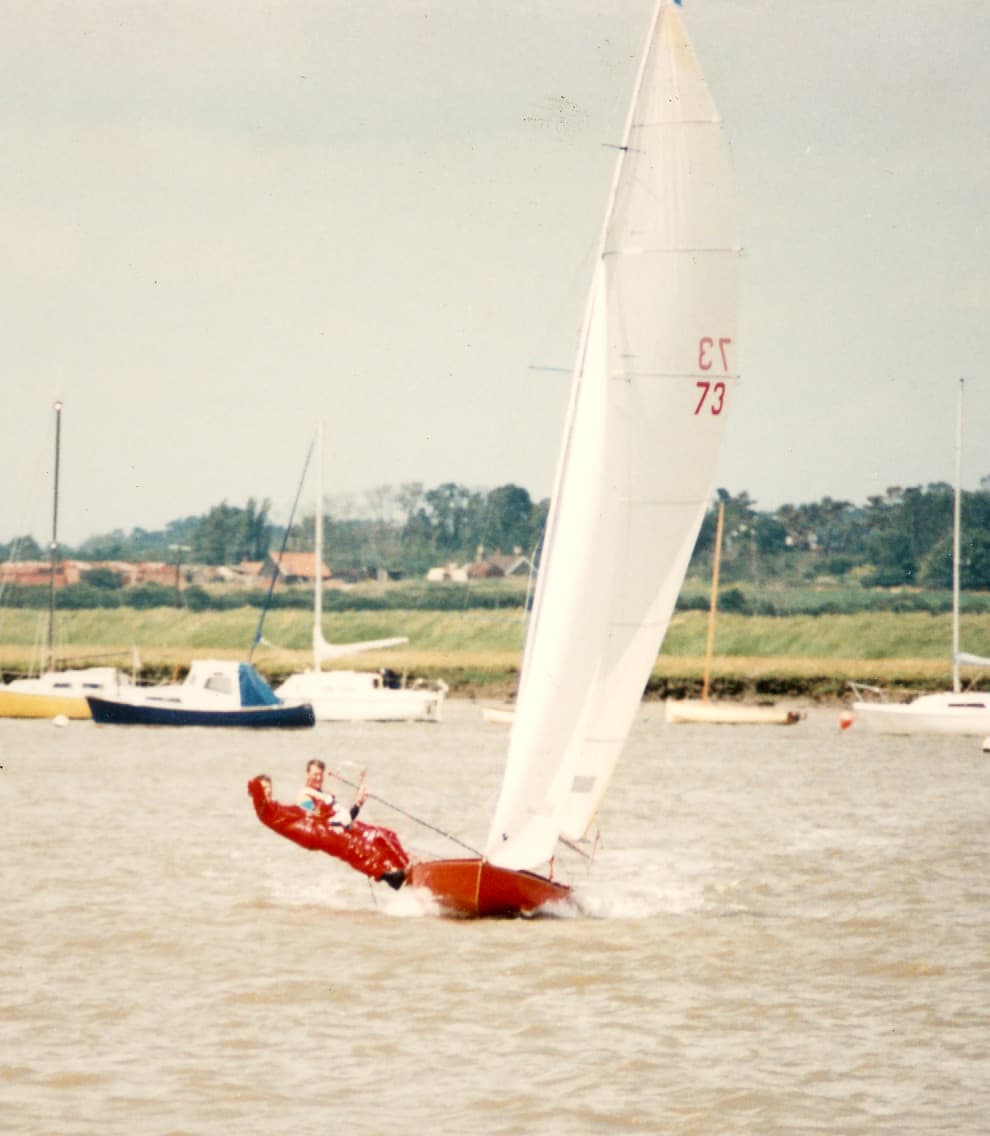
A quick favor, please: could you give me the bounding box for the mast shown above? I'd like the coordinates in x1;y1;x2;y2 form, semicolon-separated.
701;501;725;702
46;400;63;674
307;420;407;666
313;420;325;672
952;379;963;693
249;436;314;662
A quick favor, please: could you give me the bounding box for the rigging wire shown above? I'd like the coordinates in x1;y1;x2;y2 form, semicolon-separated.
248;435;315;662
328;769;481;857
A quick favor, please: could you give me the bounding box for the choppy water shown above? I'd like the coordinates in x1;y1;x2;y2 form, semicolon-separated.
2;701;988;1134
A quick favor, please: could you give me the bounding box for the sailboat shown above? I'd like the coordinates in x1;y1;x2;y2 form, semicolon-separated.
665;500;802;725
0;401;134;720
850;379;990;735
402;0;740;914
87;658;315;728
273;423;446;722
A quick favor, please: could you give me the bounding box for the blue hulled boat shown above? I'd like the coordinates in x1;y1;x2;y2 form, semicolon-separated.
87;660;314;728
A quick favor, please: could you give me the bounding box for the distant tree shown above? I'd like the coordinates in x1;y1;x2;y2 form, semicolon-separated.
1;534;44;560
753;515;788;557
530;497;550;554
862;483;954;587
966;532;990;589
920;527;990;590
814;497;858;553
395;482;426;521
58;584;121;609
820;556;854;578
78;530;129;560
242;498;272;561
359;485;407;569
181;584;212;612
719;586;747;613
189;499;270;564
865;531;918;587
421;482;485;557
81;566;125;589
6;475;989;591
718;490;759;580
123;582;174;609
483;484;538;555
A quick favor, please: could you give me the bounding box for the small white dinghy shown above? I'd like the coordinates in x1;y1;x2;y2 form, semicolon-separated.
665;700;802;726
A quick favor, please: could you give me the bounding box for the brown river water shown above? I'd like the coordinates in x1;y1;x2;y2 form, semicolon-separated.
2;701;988;1134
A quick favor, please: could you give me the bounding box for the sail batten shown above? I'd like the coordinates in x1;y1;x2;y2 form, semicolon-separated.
486;0;738;871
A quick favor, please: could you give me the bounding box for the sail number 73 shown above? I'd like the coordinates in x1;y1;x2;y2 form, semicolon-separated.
695;336;732;416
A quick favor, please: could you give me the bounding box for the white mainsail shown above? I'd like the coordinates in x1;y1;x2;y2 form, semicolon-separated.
487;0;739;870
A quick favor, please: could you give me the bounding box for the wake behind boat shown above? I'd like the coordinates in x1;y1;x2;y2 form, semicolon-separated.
88;660;314;728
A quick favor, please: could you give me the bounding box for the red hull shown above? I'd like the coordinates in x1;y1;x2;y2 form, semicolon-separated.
406;857;571;918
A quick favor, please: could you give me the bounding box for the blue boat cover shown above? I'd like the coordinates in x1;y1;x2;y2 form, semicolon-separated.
238;663;281;707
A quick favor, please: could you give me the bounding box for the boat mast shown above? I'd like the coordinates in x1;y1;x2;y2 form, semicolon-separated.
952;379;963;693
313;420;325;672
46;400;63;674
701;500;725;702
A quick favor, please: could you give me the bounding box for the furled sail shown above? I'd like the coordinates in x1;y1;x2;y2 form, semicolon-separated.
487;0;739;870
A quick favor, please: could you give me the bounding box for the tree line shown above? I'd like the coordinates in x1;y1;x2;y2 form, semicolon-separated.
3;478;990;591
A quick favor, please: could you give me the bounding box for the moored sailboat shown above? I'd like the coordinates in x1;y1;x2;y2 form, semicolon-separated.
849;380;990;735
0;401;134;720
272;423;446;722
665;501;802;726
87;659;314;728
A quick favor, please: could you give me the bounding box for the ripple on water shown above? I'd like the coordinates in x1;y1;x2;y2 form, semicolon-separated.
2;708;990;1133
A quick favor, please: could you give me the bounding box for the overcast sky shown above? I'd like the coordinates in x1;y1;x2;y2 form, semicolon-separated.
2;0;988;545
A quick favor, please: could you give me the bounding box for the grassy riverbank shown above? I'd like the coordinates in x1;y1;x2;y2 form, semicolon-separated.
1;605;984;701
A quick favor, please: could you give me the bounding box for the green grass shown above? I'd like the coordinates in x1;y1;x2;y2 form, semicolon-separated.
664;609;986;660
1;604;985;699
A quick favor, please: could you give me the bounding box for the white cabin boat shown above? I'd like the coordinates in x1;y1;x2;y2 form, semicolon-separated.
277;668;445;723
0;667;133;721
87;660;314;728
850;688;990;737
849;383;990;735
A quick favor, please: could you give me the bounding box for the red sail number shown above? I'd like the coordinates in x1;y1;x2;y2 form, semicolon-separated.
695;336;731;415
698;336;732;372
695;380;726;416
